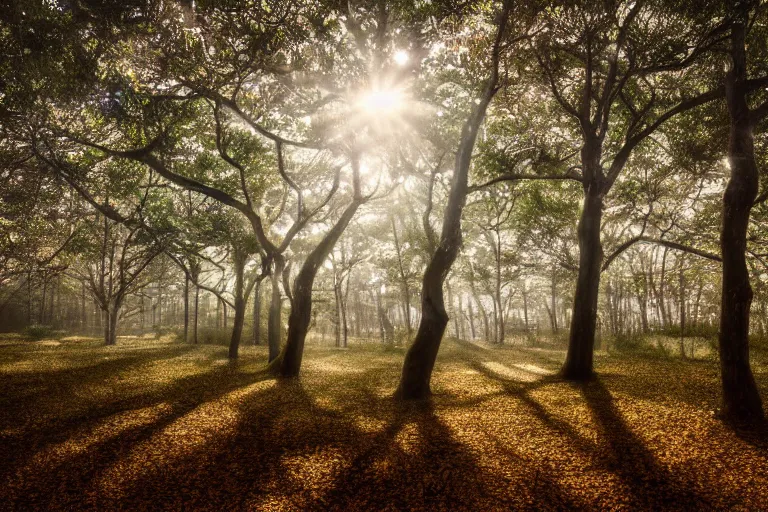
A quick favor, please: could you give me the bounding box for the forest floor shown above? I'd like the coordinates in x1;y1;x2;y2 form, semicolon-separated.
1;334;767;511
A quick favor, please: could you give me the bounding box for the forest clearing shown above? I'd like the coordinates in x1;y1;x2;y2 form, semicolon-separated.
4;0;768;509
1;334;767;510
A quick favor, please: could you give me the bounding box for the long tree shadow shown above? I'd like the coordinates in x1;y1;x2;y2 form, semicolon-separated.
0;344;201;414
117;382;493;511
101;376;362;509
305;400;497;511
580;378;719;509
723;414;768;454
2;360;273;508
470;361;742;509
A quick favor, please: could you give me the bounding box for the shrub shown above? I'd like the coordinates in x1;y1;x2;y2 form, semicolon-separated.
196;327;232;346
24;325;58;341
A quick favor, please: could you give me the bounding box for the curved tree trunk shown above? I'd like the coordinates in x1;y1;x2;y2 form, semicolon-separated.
229;294;246;359
562;184;603;380
719;11;764;423
395;0;511;400
278;196;363;377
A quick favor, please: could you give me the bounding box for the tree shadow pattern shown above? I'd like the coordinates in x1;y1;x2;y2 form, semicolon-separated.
1;338;766;510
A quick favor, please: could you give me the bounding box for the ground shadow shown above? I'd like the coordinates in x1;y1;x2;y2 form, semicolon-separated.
580;378;721;509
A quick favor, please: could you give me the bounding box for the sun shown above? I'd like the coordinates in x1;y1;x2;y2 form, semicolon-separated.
357;87;405;116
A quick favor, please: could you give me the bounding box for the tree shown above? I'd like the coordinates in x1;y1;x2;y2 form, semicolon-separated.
527;1;744;379
718;0;767;423
396;0;515;400
73;203;162;346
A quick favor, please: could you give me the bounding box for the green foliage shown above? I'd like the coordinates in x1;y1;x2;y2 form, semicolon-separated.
611;332;669;357
23;324;59;341
197;327;232;346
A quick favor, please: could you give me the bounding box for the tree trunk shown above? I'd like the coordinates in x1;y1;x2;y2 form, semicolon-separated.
396;1;511;400
268;261;282;362
679;260;687;359
183;276;189;343
228;251;247;360
104;304;119;346
80;280;87;331
396;5;512;397
253;279;262;346
392;216;412;336
472;290;489;342
492;233;504;343
335;281;343;347
660;248;669;328
693;276;703;327
375;287;394;343
491;296;499;343
216;296;221;329
562;183;603;380
639;281;649;334
193;286;199;344
522;285;529;331
353;288;362;338
40;277;47;325
550;269;558;333
467;298;476;340
341;274;350;348
278;194;363;377
718;12;764;422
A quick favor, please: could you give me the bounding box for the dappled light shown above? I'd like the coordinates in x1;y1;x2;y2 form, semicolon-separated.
2;0;768;509
1;337;767;509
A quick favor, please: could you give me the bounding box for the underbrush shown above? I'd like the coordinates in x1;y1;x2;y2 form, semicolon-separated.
23;325;65;341
609;332;672;358
194;327;232;346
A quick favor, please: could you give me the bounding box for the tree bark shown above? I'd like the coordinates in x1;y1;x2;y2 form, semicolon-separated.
550;268;558;332
183;276;189;343
104;304;119;346
719;10;765;422
659;248;670;328
268;260;283;362
80;280;87;331
278;195;363;376
392;216;412;336
679;259;687;359
375;287;395;343
335;279;343;347
253;279;262;345
562;181;603;380
228;250;247;360
522;285;529;331
341;273;350;348
193;286;199;344
395;0;511;399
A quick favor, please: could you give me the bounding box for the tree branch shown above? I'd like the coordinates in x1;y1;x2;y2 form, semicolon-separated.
602;236;721;271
